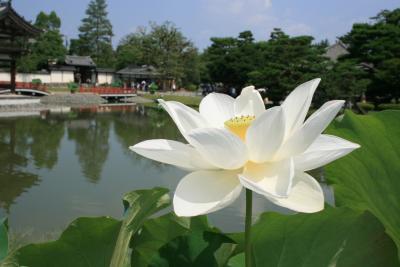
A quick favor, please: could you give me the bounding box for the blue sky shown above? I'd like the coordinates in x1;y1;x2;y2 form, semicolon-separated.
13;0;399;50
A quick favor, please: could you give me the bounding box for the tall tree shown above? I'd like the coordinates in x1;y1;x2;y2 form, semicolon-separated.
116;22;200;88
75;0;114;67
17;11;66;72
341;8;400;102
203;29;328;102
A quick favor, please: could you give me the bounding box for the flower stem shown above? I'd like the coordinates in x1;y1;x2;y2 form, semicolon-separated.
245;189;253;267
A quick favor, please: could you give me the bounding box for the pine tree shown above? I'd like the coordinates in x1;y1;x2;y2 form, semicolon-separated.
76;0;114;67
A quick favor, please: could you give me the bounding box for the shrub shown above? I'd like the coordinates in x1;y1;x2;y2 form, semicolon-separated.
111;80;123;88
68;82;78;93
186;84;198;91
31;79;42;85
378;103;400;110
357;102;375;112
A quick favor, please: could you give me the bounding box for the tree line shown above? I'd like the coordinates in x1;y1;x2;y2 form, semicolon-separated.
17;0;400;103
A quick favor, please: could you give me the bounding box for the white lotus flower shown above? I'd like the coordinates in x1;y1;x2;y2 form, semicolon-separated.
130;78;360;217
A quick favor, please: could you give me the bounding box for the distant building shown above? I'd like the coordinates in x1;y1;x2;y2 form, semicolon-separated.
0;53;163;87
0;1;41;93
64;55;96;83
324;41;349;62
116;65;161;85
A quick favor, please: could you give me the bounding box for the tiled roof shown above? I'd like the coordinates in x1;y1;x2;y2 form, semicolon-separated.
65;55;96;67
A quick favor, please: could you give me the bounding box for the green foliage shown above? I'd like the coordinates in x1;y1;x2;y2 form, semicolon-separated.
341;8;400;101
130;213;192;266
17;217;121;267
116;22;200;88
326;111;400;254
132;214;236;267
203;29;329;102
17;11;66;72
75;0;115;67
111;80;123;88
35;11;61;31
322;60;370;102
0;218;8;262
67;82;78;92
110;187;171;266
248;208;399;267
378;103;400;110
357;102;375;111
31;79;42;85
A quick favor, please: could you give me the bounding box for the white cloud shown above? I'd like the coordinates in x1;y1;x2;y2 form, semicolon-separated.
264;0;272;8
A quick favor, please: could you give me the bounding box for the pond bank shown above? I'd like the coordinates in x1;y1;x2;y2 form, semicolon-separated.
0;92;202;117
0;93;106;117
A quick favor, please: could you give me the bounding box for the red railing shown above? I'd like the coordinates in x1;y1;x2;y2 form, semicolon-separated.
79;86;136;95
0;81;48;92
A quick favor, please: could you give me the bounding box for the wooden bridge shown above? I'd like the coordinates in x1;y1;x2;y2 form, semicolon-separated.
0;82;137;100
0;82;50;96
79;86;137;100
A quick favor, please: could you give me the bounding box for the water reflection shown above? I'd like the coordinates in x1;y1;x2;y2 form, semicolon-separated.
0;121;40;212
67;115;110;183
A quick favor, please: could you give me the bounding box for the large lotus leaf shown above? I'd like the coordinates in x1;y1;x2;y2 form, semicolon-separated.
111;187;171;266
150;229;237;267
17;217;121;267
130;213;191;266
0;218;7;262
325;111;400;252
131;213;236;267
249;208;399;267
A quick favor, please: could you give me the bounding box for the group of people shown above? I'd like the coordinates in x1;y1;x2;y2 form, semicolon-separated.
130;80;159;91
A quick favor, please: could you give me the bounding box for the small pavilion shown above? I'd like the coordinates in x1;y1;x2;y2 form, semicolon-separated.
116;65;161;87
0;1;41;93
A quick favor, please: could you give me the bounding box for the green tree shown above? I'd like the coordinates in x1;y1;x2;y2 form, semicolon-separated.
17;11;66;72
341;8;400;102
322;60;371;104
202;29;328;101
76;0;114;67
250;29;328;102
116;22;200;88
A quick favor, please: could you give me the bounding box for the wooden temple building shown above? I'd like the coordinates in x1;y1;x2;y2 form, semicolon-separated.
0;1;41;93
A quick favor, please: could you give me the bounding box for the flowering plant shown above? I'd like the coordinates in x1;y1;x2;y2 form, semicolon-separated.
131;78;359;266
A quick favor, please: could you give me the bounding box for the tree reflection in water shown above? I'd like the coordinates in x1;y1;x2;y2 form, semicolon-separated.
67;113;110;183
113;105;183;172
0;121;39;213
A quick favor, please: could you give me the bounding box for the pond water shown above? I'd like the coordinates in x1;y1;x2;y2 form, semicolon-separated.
0;104;333;243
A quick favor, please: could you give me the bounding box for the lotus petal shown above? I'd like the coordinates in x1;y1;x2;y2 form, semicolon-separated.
173;170;242;216
294;134;360;171
266;172;324;213
188;128;248;170
130;139;215;170
239;158;294;198
234;86;265;117
199;93;235;127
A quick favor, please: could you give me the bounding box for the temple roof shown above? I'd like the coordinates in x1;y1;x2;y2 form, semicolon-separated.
65;55;96;67
0;2;42;38
116;65;161;78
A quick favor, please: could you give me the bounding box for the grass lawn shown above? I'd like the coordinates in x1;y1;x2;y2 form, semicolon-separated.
48;87;70;93
141;93;203;107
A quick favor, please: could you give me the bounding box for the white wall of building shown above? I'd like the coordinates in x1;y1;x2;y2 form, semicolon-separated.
98;72;114;84
50;71;74;83
0;70;115;84
0;70;74;83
